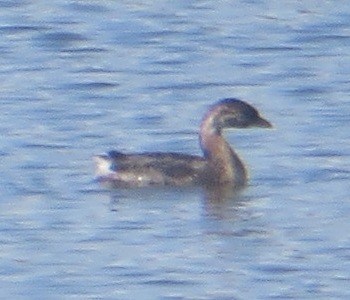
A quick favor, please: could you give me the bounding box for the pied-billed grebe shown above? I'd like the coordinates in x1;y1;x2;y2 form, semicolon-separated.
94;98;272;188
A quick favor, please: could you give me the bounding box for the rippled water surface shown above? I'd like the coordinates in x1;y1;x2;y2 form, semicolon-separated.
1;1;350;299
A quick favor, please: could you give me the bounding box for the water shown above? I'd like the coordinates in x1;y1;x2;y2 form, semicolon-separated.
1;1;350;299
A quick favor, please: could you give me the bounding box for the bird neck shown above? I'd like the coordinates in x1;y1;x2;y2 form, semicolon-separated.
199;116;247;186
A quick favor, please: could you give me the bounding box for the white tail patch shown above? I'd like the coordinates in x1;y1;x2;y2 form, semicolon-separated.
93;155;114;177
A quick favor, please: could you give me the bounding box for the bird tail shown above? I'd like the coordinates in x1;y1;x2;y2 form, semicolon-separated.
93;154;114;178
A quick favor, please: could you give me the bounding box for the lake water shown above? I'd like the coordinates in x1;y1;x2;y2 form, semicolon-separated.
1;1;350;299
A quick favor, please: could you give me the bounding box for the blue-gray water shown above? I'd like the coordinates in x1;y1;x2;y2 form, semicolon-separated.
1;1;350;299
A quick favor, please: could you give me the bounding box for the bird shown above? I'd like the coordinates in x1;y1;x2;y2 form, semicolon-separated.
94;98;272;188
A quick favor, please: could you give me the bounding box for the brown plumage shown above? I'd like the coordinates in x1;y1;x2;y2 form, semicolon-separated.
94;98;272;188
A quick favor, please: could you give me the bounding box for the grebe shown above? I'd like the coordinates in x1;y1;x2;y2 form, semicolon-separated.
94;98;272;188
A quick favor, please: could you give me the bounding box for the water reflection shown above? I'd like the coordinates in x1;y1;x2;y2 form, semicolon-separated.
104;183;247;220
202;184;247;219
